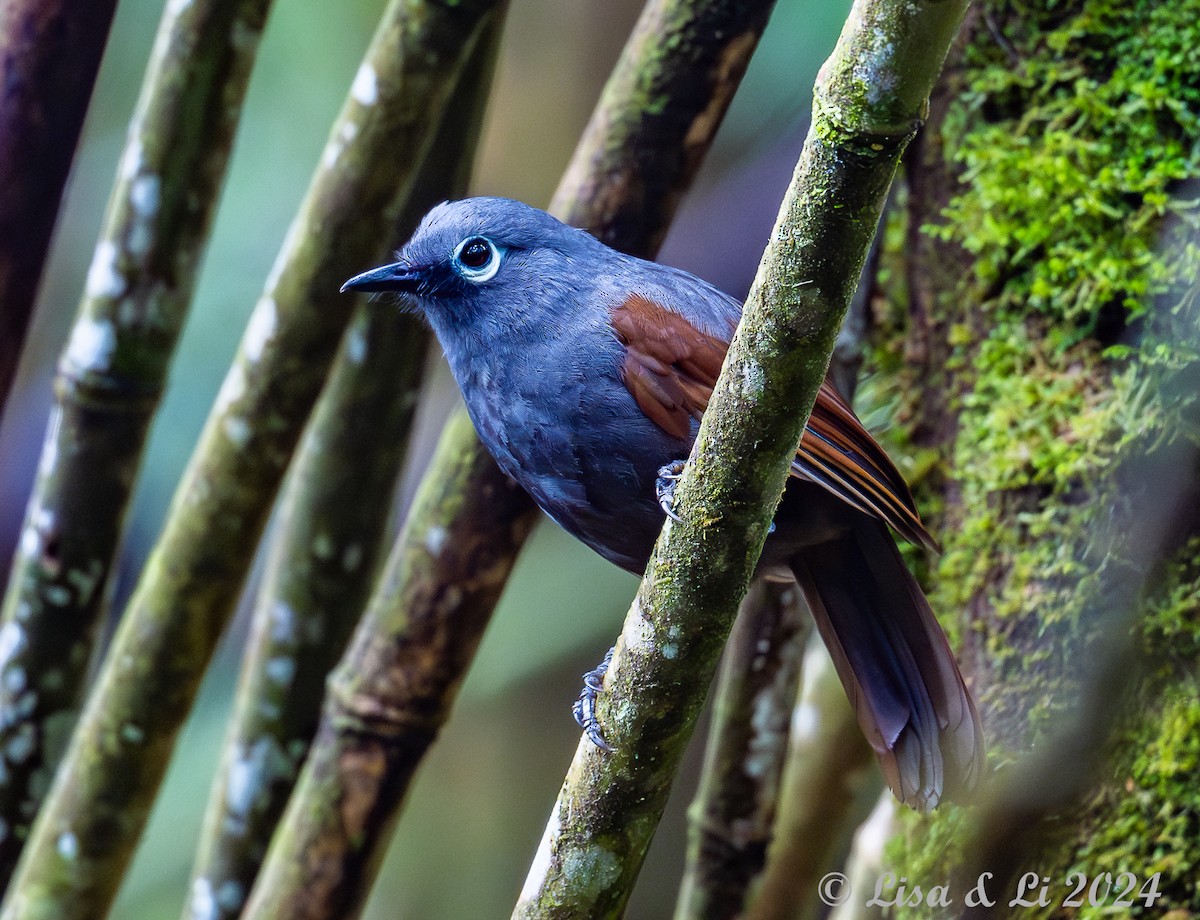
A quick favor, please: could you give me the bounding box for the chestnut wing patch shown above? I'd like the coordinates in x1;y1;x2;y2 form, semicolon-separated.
609;294;935;549
610;294;727;440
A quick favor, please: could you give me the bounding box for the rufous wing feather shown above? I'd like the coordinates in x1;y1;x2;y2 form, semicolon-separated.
610;292;981;809
610;293;935;550
610;294;724;440
798;384;938;551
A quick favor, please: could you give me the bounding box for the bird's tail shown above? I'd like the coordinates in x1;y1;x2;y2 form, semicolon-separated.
789;519;984;810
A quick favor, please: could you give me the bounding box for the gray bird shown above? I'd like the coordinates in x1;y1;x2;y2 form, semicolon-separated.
342;196;983;810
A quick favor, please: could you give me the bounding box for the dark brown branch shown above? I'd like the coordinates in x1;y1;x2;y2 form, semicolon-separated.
0;0;119;427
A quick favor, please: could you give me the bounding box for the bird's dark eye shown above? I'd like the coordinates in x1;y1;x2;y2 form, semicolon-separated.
459;239;490;267
452;236;501;282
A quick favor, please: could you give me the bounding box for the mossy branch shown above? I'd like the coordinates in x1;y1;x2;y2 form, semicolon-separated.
511;2;969;916
0;0;118;427
0;0;271;885
0;2;503;917
552;0;775;251
674;580;810;920
180;27;501;920
237;1;779;916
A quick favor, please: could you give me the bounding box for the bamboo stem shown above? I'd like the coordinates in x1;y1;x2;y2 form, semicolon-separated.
239;0;780;917
0;0;272;885
0;1;502;917
512;1;969;915
673;580;811;920
0;0;119;427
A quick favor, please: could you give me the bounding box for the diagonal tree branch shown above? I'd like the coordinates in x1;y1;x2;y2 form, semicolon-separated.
181;24;502;920
512;1;970;916
0;0;119;428
0;2;504;917
239;1;780;917
0;0;272;885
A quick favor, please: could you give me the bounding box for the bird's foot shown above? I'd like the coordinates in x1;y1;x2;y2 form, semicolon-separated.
573;647;614;752
657;459;776;533
655;460;687;522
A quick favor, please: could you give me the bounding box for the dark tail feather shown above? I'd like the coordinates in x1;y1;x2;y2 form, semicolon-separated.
790;520;983;810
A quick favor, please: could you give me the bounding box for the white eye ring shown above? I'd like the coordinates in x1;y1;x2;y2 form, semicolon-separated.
452;236;502;283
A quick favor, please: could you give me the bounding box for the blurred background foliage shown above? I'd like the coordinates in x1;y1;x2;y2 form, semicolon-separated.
0;0;850;915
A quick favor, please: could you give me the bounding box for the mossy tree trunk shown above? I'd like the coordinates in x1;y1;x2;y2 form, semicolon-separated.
868;2;1200;916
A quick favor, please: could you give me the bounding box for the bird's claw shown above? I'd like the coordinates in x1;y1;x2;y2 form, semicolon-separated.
655;458;777;534
573;647;614;752
655;460;687;522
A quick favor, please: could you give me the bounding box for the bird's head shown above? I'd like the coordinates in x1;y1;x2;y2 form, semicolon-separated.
341;197;605;347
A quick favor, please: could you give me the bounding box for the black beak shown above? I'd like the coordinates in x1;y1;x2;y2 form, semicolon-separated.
340;261;422;293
